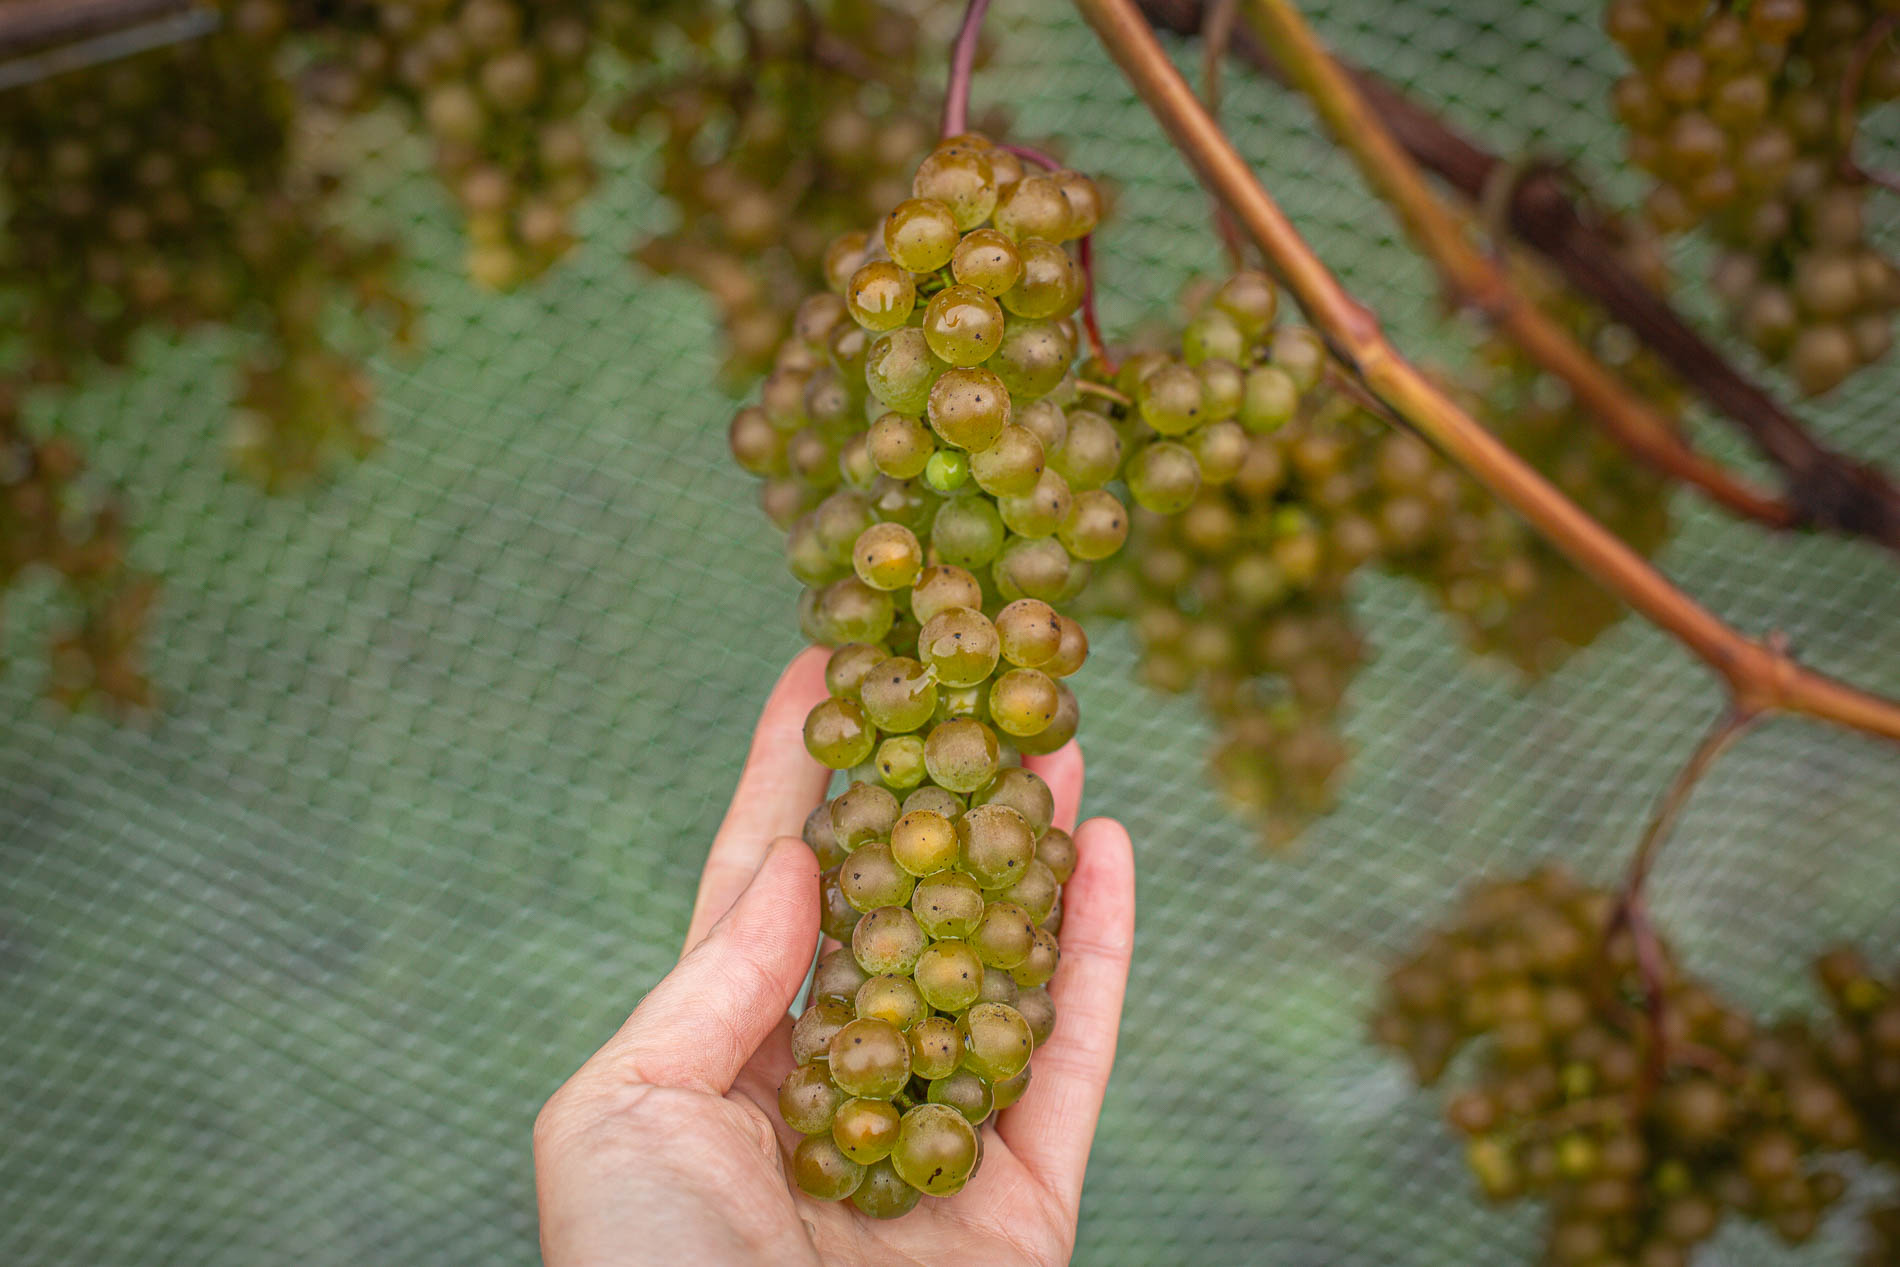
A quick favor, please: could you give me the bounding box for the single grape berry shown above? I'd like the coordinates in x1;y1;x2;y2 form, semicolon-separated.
891;809;959;876
850;1158;922;1219
914;938;986;1012
891;1103;980;1196
924;717;1002;793
792;999;856;1065
972;768;1057;837
805;697;876;769
952;227;1025;296
884;198;960;273
927;367;1011;452
840;842;916;912
779;1062;846;1135
828;1017;912;1099
848;260;917;333
923;284;1007;367
970;900;1037;970
958;1002;1035;1082
912;871;986;939
832;1096;904;1165
793;1133;867;1200
859;657;938;733
852;522;924;591
928;1070;995;1125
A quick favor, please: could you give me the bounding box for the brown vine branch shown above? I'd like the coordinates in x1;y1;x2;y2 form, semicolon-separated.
1238;0;1794;531
1072;0;1900;744
1135;0;1900;552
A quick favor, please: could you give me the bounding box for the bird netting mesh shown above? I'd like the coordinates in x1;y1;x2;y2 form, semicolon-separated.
3;1;1899;1263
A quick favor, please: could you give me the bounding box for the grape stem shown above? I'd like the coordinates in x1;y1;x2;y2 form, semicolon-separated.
1837;14;1900;197
1000;143;1118;374
941;0;992;139
1198;0;1250;271
1072;0;1900;742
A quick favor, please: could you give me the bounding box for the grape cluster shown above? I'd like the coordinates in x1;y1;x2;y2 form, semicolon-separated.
1606;0;1900;393
1374;866;1863;1266
1811;948;1900;1261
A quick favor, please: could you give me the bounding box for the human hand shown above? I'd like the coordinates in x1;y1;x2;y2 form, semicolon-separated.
533;646;1136;1266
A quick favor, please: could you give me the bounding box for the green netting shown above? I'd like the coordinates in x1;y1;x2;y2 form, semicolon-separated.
5;2;1900;1264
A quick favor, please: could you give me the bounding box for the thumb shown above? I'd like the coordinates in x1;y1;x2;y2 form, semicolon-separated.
594;837;820;1095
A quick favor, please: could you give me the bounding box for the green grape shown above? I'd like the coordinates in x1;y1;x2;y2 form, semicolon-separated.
1186;419;1248;484
891;809;959;876
927;367;1011;451
850;1158;922;1219
841;842;916;912
792;1133;866;1200
951;227;1024;296
1057;488;1129;560
928;1070;995;1125
1016;986;1057;1048
829;321;871;384
975;968;1021;1009
958;1001;1034;1081
971;768;1056;837
1137;364;1206;436
869;475;940;535
1049;410;1121;490
787;428;840;489
913;142;998;232
811;947;871;1004
792;998;857;1064
1182;307;1247;366
991;1065;1032;1111
933;681;991;725
997;858;1060;925
813;491;875;559
891;1103;980;1197
865;328;944;416
859;656;938;733
827;1017;912;1100
923;284;1007;367
869;412;935;479
1015;680;1078;755
1010;926;1059;988
924;717;1002;792
805;368;857;438
729;405;787;476
992;536;1075;604
805;697;876;768
1271;326;1327;390
826;644;886;704
779;1061;847;1135
992;317;1075;400
989;668;1060;738
830;782;900;851
874;735;927;789
811;576;896;646
917;607;1000;686
999;468;1074;539
1034;826;1076;883
914;938;987;1013
832;1096;903;1165
1239;365;1298;432
1043;615;1088;678
994;175;1073;243
848;260;917;333
909;565;982;625
854;974;928;1032
1042;899;1063;936
1196;359;1245;421
824;230;873;295
1054;169;1104;237
969;424;1046;497
852;906;928;976
884;198;961;273
1002;239;1083;320
958;804;1037;888
907;1016;963;1081
903;784;966;819
984;142;1027;192
913;871;986;939
820;869;860;942
788;517;847;587
1126;441;1202;515
804;803;847;870
1017;398;1069;452
795;293;850;348
994;599;1062;669
932;494;1007;567
1213;269;1280;335
923;448;971;493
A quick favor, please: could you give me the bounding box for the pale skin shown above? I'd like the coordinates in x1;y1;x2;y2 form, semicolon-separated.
534;646;1137;1266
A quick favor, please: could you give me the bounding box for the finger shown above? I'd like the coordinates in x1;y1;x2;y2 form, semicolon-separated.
1022;739;1085;832
997;815;1135;1206
596;838;821;1095
687;646;832;950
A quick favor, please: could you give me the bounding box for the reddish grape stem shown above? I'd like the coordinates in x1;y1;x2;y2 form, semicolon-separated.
1001;142;1117;373
941;0;992;138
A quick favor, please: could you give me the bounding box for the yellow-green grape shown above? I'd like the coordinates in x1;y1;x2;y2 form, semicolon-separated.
1010;926;1059;988
820;869;860;942
958;1001;1034;1081
968;424;1046;497
793;1133;866;1200
1016;986;1057;1048
1182;308;1248;366
989;668;1060;738
929;497;1006;568
824;230;873;295
1058;488;1129;560
957;804;1036;888
855;973;929;1030
811;576;895;645
992;318;1074;400
977;968;1021;1008
923;284;1007;367
850;1158;922;1219
832;1097;903;1166
910;565;983;624
907;1016;962;1081
1054;169;1103;237
924;717;1002;792
841;843;916;912
971;768;1056;837
993;599;1062;669
811;948;871;1004
992;1066;1032;1111
1016;680;1078;755
913;871;985;939
933;681;991;725
869;475;939;535
729;405;786;476
992;537;1076;604
1017;398;1069;452
998;858;1060;925
852;906;928;977
848;260;917;333
1034;826;1077;883
859;656;938;732
952;227;1024;296
999;468;1074;538
912;142;998;232
1240;365;1299;432
792;998;856;1064
805;698;876;768
1271;326;1327;390
903;784;966;818
827;1017;912;1099
1197;359;1245;421
825;642;885;699
1137;364;1206;436
1213;269;1280;335
830;781;900;850
874;735;927;789
787;517;844;587
923;448;971;494
927;367;1011;451
1002;239;1083;320
779;1062;846;1134
1186;419;1248;484
891;1103;980;1196
1049;410;1122;490
866;328;944;415
928;1070;995;1126
917;607;1000;686
891;809;959;876
914;938;986;1012
1043;614;1088;678
813;490;875;559
993;176;1073;243
870;412;935;480
884;198;961;273
1126;441;1202;515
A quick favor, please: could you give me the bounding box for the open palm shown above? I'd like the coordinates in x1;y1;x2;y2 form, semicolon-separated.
534;648;1136;1266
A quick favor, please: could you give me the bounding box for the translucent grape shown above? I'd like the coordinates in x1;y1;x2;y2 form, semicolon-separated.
1126;441;1202;515
787;518;844;588
779;1062;846;1135
841;843;916;912
805;698;876;768
1137;364;1206;436
909;564;983;625
912;143;997;231
820;869;859;942
993;317;1074;402
847;260;916;333
923;717;1002;793
992;537;1074;604
1010;926;1059;988
832;1096;903;1166
976;968;1021;1009
850;1158;922;1219
951;227;1024;296
1057;488;1129;560
971;768;1056;837
890;809;958;876
968;424;1046;497
1049;410;1121;490
908;1016;962;1081
792;999;856;1064
923;284;1006;367
1017;398;1069;452
891;1103;980;1197
999;467;1074;539
989;668;1060;738
1182;308;1247;366
994;176;1072;243
866;328;944;416
1043;614;1088;677
912;871;985;939
1186;419;1248;484
811;947;872;1004
958;802;1038;889
1213;269;1280;335
998;858;1060;925
1015;680;1078;755
923;448;970;494
804;803;846;870
859;656;938;733
933;681;990;725
1002;239;1083;320
1271;326;1327;390
1196;358;1245;421
811;576;895;646
991;1065;1032;1111
884;198;960;273
928;497;1005;569
823;230;872;295
1034;826;1077;883
927;367;1010;451
874;735;927;789
958;1001;1034;1082
826;643;885;701
1054;169;1104;236
917;607;1000;687
729;406;787;476
1239;365;1299;432
903;784;966;819
792;1133;866;1200
828;1017;912;1099
869;412;935;480
853;974;928;1031
928;1070;995;1125
914;938;986;1012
